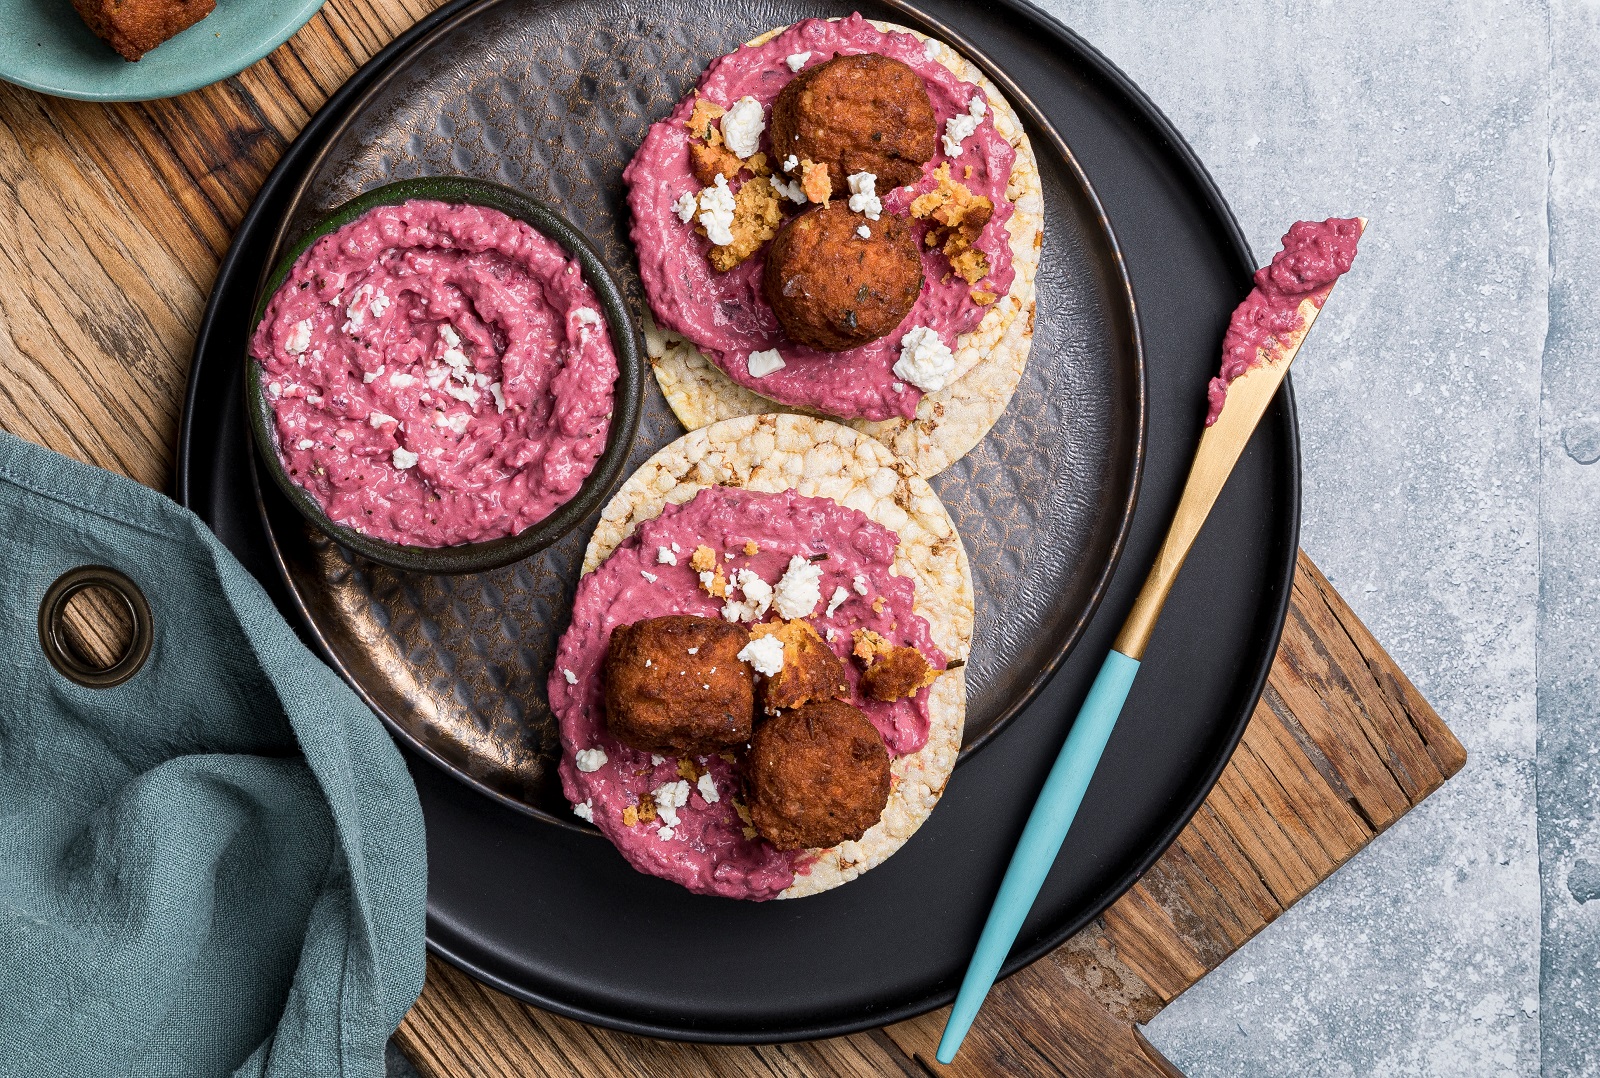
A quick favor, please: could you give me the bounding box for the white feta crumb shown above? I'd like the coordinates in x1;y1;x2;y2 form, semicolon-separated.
673;190;699;223
894;325;956;392
562;668;578;684
641;570;659;583
773;554;823;620
942;95;987;157
439;324;461;348
747;348;786;377
846;172;882;220
697;772;720;804
488;382;506;413
853;574;870;595
892;381;905;392
687;647;699;655
444;412;470;435
652;779;691;831
699;570;716;590
344;284;373;331
305;394;322;405
268;382;282;398
657;826;676;841
368;290;390;319
572;801;594;822
651;754;665;765
391;447;419;470
770;175;808;204
735;569;772;616
924;37;940;59
738;633;785;676
782;154;799;172
698;174;737;246
657;546;678;565
573;307;602;328
856;225;871;239
296;438;315;450
720;95;766;159
575;748;608;772
390;372;417;389
672;542;681;553
285;319;312;355
825;586;850;618
445;383;479;405
785;51;811;72
362;365;385;384
825;627;837;642
368;411;397;428
645;660;653;669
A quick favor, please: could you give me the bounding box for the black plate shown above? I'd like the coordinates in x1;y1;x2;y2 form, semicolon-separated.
242;0;1143;826
178;0;1297;1043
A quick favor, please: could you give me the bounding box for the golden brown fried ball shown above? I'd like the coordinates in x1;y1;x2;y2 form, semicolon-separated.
749;620;850;715
603;615;754;756
746;700;890;850
71;0;215;61
762;203;923;352
770;54;937;198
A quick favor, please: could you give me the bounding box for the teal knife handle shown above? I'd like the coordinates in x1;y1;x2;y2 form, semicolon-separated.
936;649;1142;1063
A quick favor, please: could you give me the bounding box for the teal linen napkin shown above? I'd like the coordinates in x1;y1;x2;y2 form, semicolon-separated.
0;432;427;1077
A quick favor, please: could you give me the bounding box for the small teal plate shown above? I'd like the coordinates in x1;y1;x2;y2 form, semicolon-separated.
0;0;324;102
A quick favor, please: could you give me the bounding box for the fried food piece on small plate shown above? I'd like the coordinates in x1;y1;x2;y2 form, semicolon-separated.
71;0;216;61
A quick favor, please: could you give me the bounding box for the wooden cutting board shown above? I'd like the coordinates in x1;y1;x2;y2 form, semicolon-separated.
0;2;1464;1073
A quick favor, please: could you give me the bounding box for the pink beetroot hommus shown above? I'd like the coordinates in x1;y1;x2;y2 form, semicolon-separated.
250;199;619;547
1205;217;1363;425
549;486;946;900
624;14;1016;422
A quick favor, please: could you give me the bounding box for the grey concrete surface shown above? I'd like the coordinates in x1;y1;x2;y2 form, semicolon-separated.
385;3;1593;1074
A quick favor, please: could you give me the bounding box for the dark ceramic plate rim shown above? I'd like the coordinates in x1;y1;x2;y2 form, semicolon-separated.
246;0;1147;819
245;176;645;574
174;0;1301;1043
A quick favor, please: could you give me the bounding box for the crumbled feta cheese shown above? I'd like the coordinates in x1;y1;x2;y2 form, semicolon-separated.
770;175;807;204
488;382;506;413
572;800;594;822
856;225;871;239
657;546;677;565
846;172;882;220
285;319;312;355
392;447;419;469
825;627;837;642
390;372;417;388
736;569;772;615
445;383;479;405
443;412;470;435
825;586;849;618
439;324;461;348
738;633;785;676
698;174;737;246
697;772;720;804
305;394;322;405
853;574;870;595
653;779;691;831
924;37;940;59
641;570;658;583
894;325;957;392
368;290;390;319
658;826;676;841
344;284;374;331
562;668;578;684
368;411;397;428
672;542;681;553
773;554;823;620
297;438;315;450
268;382;282;398
687;647;699;655
782;154;799;172
673;190;699;223
362;365;385;384
720;95;766;159
942;95;987;157
651;754;665;765
747;348;786;377
785;51;811;72
575;748;607;772
892;381;905;392
573;307;602;328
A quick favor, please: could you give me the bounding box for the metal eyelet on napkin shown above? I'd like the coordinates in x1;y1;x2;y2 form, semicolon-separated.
38;566;153;688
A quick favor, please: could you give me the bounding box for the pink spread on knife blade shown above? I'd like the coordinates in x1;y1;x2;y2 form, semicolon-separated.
1205;217;1362;426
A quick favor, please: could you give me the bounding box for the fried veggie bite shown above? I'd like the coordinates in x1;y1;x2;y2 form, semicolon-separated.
762;203;923;351
71;0;215;61
604;615;755;756
748;620;850;714
770;54;937;197
746;699;891;850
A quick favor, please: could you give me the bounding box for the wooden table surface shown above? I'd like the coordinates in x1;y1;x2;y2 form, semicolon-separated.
0;3;1466;1074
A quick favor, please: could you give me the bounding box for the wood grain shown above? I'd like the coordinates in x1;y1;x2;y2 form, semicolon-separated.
0;4;1464;1075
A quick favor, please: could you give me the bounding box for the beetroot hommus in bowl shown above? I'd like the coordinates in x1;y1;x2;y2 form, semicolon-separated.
247;179;642;573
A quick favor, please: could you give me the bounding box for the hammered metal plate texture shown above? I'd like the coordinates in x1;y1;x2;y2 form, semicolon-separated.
258;0;1141;823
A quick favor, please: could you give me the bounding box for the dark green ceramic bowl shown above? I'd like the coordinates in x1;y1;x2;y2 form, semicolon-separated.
246;177;643;574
